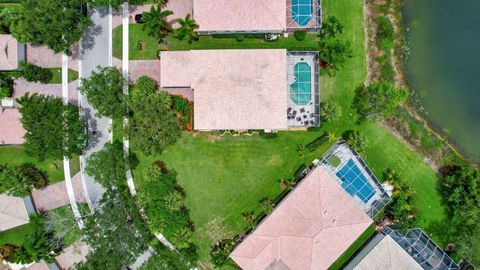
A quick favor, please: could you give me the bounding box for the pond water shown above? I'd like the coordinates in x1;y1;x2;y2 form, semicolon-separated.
402;0;480;161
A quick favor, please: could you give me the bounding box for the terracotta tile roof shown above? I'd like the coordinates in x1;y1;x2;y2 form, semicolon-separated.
0;194;29;231
230;166;373;270
0;108;25;145
0;34;19;70
161;49;288;130
194;0;287;32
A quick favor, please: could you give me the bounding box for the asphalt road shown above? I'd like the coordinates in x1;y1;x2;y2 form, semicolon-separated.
79;7;111;210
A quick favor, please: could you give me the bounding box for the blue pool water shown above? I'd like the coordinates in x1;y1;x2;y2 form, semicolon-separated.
290;62;311;105
292;0;313;26
335;159;375;203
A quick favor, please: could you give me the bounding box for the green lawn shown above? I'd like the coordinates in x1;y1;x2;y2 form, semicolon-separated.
113;24;319;60
0;146;65;183
127;0;446;268
0;223;34;246
48;206;82;246
48;68;78;84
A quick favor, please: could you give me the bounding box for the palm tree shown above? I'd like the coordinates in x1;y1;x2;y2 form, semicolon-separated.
279;178;295;190
174;14;199;43
327;131;337;143
141;4;173;42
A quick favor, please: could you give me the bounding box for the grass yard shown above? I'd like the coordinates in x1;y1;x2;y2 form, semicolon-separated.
48;68;78;84
113;24;319;60
0;223;34;246
0;146;65;183
126;0;446;268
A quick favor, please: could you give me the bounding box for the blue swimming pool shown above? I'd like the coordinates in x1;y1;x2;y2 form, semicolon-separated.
335;159;376;203
290;62;312;105
292;0;313;26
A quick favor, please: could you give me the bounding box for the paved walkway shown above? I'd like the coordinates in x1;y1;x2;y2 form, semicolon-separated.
31;173;86;211
13;79;79;106
26;44;79;71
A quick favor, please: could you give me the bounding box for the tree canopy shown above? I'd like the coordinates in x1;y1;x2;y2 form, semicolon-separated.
352;81;410;120
318;15;352;76
125;76;181;155
0;164;48;196
79;66;127;118
141;4;173;43
7;0;92;55
17;94;87;160
85;141;127;188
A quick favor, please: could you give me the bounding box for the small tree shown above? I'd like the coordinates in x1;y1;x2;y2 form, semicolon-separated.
174;14;199;43
0;75;13;99
20;61;52;84
319;37;353;77
79;66;126;118
294;30;307;41
170;227;194;250
343;130;369;154
210;238;236;268
259;197;274;214
141;4;173;42
320;100;342;122
319;15;344;39
352;81;410;120
17;93;87;160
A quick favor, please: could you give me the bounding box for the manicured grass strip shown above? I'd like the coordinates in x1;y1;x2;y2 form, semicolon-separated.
0;223;35;246
69;154;81;177
112;116;124;143
328;224;376;270
112;24;320;60
48;68;78;84
0;146;64;183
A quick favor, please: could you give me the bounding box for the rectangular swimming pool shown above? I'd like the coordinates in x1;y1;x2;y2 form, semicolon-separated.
290;62;312;105
292;0;313;26
335;159;376;203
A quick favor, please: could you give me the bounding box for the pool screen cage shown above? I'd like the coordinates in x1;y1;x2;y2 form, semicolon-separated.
320;142;391;218
287;0;322;30
287;51;320;127
383;227;461;270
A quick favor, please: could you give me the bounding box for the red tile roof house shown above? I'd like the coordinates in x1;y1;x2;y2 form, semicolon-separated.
0;108;25;145
160;49;320;131
193;0;323;34
0;34;25;71
229;143;391;270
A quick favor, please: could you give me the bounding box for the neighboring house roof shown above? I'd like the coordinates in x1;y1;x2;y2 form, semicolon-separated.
161;49;288;130
349;235;423;270
194;0;287;32
0;34;19;70
55;240;91;270
0;194;30;231
0;108;25;145
230;166;373;270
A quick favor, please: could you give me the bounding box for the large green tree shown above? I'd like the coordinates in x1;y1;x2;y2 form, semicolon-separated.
7;0;92;55
125;76;181;155
85;141;127;188
79;66;127;118
174;14;199;43
141;4;173;42
17;94;87;160
318;15;352;76
352;81;410;120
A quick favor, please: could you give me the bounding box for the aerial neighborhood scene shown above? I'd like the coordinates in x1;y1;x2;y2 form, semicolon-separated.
0;0;479;269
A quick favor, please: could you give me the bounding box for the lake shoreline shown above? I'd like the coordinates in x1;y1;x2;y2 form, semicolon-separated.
364;0;478;169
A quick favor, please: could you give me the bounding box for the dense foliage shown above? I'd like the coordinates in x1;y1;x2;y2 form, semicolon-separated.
5;213;62;264
137;165;196;253
320;100;342;122
6;0;92;54
441;166;480;265
171;95;191;129
210;238;236;267
375;16;394;51
17;94;87;160
318;15;353;76
174;14;199;43
79;66;127;118
343;130;369;154
141;4;173;42
19;61;53;84
352;81;410;120
85;141;127;188
294;30;307;41
125;76;181;155
0;163;47;196
0;74;13;99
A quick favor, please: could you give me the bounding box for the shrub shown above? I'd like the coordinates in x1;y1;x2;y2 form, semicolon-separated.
0;244;19;261
294;30;307;41
136;40;142;50
19;61;53;84
305;132;328;152
235;33;245;42
0;75;13;98
20;164;48;189
320;100;342;122
171;95;191;128
375;16;394;51
0;164;48;196
210;238;236;267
